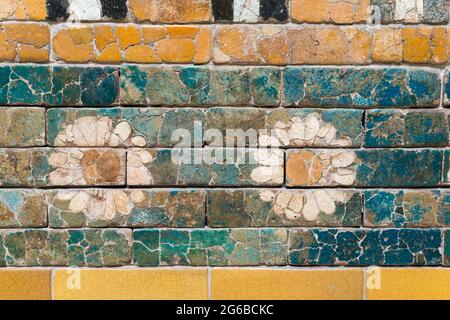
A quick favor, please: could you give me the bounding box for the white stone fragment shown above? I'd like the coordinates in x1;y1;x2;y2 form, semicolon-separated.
314;190;336;215
395;0;423;22
114;122;132;142
234;0;260;22
68;0;102;21
332;151;356;168
259;190;276;202
302;193;320;221
69;191;89;213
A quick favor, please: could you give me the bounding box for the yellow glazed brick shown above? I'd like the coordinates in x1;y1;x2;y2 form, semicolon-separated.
214;26;288;65
0;270;51;300
366;268;450;300
53;269;208;300
211;269;364;300
291;0;370;24
402;27;448;64
0;0;46;20
288;27;371;65
372;28;403;63
0;23;49;62
128;0;211;23
52;25;212;64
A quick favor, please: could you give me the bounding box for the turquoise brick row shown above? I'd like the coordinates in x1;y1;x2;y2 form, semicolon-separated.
3;227;448;266
1;189;449;229
0;65;448;107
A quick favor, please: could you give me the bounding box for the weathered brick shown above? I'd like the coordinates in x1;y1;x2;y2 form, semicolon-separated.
47;108;204;148
0;190;47;227
402;27;448;64
0;108;45;147
205;108;363;147
0;66;119;106
283;67;441;107
0;148;126;187
211;0;288;22
48;189;206;228
365;110;449;147
372;28;403;63
291;0;370;24
289;228;442;266
364;190;450;227
286;149;442;187
443;230;450;265
129;0;212;22
443;70;450;106
288;27;371;65
0;0;46;20
120;66;280;106
207;189;362;227
127;148;284;186
443;150;450;184
46;0;128;21
0;23;49;62
373;0;449;24
53;25;211;64
133;228;288;266
0;229;131;266
214;26;288;65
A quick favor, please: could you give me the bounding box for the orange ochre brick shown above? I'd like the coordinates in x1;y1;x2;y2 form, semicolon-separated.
52;25;212;64
0;23;49;62
128;0;211;23
0;270;51;300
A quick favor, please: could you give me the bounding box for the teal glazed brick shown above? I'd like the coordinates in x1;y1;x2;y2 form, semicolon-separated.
204;108;267;147
444;150;450;184
286;149;442;187
250;68;281;106
364;190;450;227
444;70;450;107
289;228;442;266
0;65;119;106
356;149;442;187
0;190;47;228
0;229;131;267
47;108;204;147
119;66;281;106
207;189;362;227
133;228;288;266
48;189;206;228
444;230;450;265
0;108;45;147
127;148;284;187
365;110;448;147
283;68;441;108
0;149;51;187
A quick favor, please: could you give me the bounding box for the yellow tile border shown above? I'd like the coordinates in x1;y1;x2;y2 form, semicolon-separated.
211;268;365;300
52;268;208;300
2;267;450;300
365;267;450;300
0;269;51;300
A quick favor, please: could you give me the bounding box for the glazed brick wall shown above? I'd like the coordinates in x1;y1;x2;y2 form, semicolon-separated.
1;0;450;271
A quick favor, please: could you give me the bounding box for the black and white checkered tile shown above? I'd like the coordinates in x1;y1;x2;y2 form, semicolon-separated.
212;0;288;22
